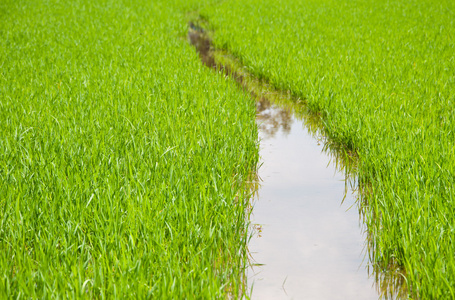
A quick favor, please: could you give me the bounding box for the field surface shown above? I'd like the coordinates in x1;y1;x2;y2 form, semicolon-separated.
1;0;454;298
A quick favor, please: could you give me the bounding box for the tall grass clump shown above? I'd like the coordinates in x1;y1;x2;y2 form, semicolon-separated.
0;0;258;298
201;0;455;297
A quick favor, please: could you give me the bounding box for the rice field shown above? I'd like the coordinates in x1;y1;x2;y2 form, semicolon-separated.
1;0;454;298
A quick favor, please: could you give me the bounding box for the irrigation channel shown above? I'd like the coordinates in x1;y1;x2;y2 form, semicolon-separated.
249;100;377;299
188;23;405;299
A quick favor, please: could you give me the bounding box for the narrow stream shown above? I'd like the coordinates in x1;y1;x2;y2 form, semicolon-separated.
247;98;377;299
187;24;404;299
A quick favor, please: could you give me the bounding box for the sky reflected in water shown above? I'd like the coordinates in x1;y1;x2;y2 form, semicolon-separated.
247;102;378;299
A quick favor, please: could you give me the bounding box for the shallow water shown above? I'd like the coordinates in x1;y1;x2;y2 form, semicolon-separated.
186;25;399;299
247;101;378;299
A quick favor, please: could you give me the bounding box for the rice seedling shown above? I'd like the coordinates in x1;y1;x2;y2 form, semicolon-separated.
0;0;258;298
2;0;454;297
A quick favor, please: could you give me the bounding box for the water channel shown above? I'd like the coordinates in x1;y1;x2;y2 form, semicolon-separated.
187;24;402;299
247;97;378;299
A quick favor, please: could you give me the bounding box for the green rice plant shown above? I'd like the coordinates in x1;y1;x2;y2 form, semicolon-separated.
3;0;453;297
200;0;455;297
0;0;258;298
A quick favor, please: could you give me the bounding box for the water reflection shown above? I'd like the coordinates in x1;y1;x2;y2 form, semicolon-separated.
248;115;375;299
256;96;292;139
250;91;407;300
371;264;408;299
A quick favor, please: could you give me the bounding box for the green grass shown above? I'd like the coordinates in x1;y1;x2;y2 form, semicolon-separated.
0;0;258;298
199;0;455;297
2;0;454;298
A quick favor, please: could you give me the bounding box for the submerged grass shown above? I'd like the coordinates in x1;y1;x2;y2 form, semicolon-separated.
199;0;455;298
0;0;258;298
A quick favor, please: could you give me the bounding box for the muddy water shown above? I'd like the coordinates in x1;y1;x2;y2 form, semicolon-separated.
248;99;378;299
